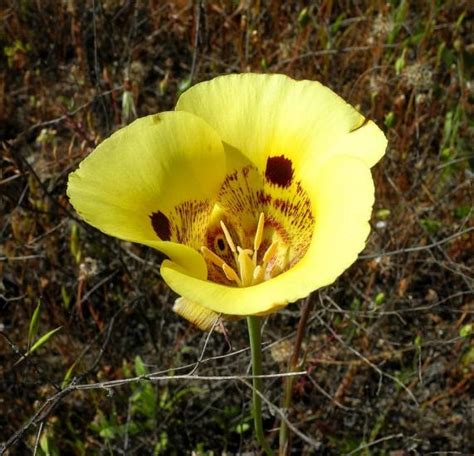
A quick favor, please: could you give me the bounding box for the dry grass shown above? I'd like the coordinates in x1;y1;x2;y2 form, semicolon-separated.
1;1;472;454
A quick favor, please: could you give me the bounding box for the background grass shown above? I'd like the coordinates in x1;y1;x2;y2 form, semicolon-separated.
1;1;472;454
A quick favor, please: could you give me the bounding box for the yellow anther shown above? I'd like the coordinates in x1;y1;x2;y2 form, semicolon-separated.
268;246;290;278
282;246;291;270
222;263;242;286
262;241;278;266
252;265;265;285
200;246;225;268
219;220;236;253
202;212;285;288
253;212;265;252
238;249;255;287
269;264;283;278
253;212;265;264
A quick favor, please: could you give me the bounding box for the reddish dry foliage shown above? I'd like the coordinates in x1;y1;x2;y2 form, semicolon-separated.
1;1;472;454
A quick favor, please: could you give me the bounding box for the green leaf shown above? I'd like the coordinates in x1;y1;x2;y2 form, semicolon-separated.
376;208;391;220
121;90;137;124
414;335;422;348
69;223;82;265
99;425;121;439
62;361;77;388
420;218;441;234
455;11;466;29
28;301;42;349
461;345;474;367
384;111;395;128
374;292;385;306
234;422;250;434
61;285;71;310
350;298;361;312
460;324;473;338
453;206;471;219
297;7;310;28
134;355;148;376
39;433;60;456
177;77;192;95
154;432;169;455
29;327;62;354
331;13;345;34
395;51;405;76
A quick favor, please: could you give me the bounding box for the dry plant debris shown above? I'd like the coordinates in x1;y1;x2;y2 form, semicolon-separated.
1;1;472;454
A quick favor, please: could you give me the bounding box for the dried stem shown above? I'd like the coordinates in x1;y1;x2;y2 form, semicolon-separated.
279;296;313;454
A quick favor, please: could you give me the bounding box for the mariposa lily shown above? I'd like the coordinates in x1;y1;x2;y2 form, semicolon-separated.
68;73;387;330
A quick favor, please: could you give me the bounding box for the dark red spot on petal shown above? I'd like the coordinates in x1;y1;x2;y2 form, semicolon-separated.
150;211;171;240
265;155;294;188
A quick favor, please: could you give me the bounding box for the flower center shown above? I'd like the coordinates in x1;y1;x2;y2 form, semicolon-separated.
201;213;285;287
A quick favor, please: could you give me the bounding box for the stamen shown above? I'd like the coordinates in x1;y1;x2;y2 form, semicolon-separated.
262;241;278;267
269;264;283;278
200;246;225;268
253;212;265;254
252;265;265;285
220;221;237;253
202;212;285;288
238;249;255;287
268;246;290;278
222;263;242;286
282;245;291;270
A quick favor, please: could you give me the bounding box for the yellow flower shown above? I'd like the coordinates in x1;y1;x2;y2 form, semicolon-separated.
68;74;387;330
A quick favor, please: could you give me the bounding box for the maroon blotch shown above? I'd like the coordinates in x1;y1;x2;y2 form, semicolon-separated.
150;211;171;240
265;155;294;188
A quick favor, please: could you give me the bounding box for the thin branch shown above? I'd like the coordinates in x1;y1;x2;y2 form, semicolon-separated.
360;227;473;259
188;314;221;376
189;0;204;84
316;306;418;405
32;421;44;456
0;368;305;454
346;433;404;455
239;378;321;450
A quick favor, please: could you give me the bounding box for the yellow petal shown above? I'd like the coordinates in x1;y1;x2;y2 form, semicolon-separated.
176;74;387;187
161;155;374;315
317;119;387;174
172;297;222;332
67;111;226;277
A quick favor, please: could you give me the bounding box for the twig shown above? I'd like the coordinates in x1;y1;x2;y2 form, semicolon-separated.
0;370;305;454
359;227;473;259
279;295;313;454
239;378;321;450
316;307;419;405
305;374;352;410
32;421;44;456
79;270;120;305
346;433;404;455
189;0;204;84
0;255;45;261
188;315;221;375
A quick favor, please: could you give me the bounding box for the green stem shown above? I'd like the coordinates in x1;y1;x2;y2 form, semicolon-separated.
279;296;313;455
247;316;274;456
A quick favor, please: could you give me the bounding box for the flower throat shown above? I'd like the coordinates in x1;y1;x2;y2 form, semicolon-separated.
201;213;286;287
